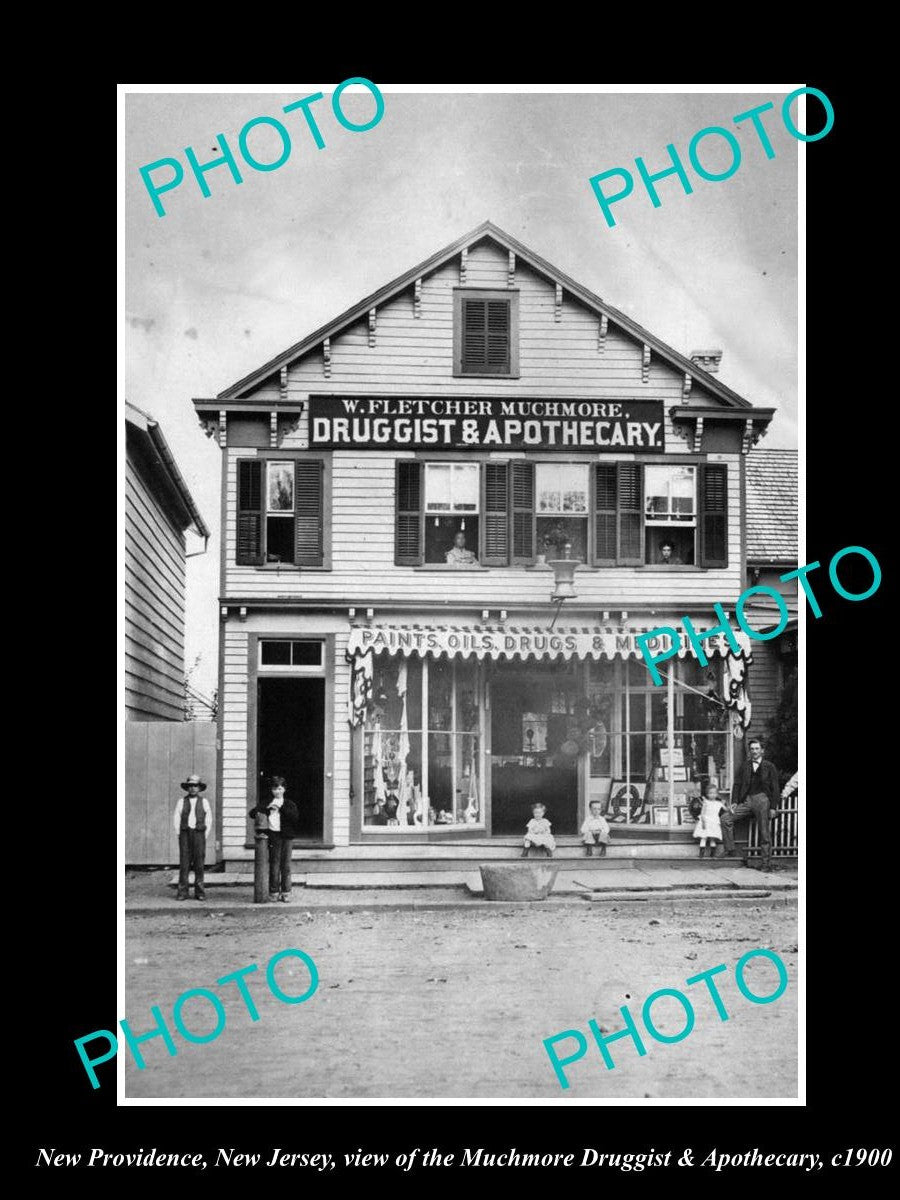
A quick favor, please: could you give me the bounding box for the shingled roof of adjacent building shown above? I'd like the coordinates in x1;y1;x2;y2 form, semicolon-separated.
746;448;798;564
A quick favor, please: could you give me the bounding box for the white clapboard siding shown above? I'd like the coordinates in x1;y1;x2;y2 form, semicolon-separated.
221;626;250;850
126;454;187;720
245;249;722;407
332;635;351;846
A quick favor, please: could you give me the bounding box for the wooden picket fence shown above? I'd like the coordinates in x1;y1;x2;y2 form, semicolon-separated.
125;721;218;865
746;793;799;859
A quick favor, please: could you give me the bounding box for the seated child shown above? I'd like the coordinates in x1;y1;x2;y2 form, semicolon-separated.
522;802;556;858
580;799;611;857
693;780;724;859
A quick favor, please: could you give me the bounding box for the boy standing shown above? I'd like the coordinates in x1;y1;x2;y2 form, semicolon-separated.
249;775;300;902
173;774;212;900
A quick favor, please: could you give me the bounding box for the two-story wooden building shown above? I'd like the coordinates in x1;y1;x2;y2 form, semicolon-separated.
126;401;210;721
195;222;776;872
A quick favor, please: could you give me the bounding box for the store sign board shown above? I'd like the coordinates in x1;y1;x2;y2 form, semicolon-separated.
309;396;665;452
346;625;747;663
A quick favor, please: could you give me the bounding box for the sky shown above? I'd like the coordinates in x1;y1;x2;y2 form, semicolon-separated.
123;86;800;700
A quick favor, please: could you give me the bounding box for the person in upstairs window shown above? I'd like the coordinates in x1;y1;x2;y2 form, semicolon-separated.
173;774;213;901
720;736;780;870
658;539;682;565
445;530;476;565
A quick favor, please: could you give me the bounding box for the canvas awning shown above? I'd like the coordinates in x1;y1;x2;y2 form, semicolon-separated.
346;622;752;664
346;622;753;728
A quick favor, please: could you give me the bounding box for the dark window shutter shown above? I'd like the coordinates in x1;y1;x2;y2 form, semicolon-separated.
617;464;643;565
593;463;618;565
236;459;263;565
395;461;422;565
482;462;509;566
462;299;486;370
295;461;324;567
485;300;510;373
462;298;510;374
699;463;728;568
511;461;535;563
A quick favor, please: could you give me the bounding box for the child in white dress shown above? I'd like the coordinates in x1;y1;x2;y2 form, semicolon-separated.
522;802;556;857
693;780;724;858
580;799;611;857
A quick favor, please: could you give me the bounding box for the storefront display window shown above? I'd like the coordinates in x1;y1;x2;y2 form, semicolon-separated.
588;656;728;826
360;645;734;835
363;656;482;828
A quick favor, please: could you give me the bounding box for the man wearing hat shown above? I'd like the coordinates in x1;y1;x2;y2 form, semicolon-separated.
173;774;213;900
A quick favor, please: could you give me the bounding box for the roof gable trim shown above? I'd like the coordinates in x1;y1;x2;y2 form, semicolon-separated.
218;221;753;410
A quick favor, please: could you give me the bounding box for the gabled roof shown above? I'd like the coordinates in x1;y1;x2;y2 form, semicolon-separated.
126;401;210;539
217;220;755;409
745;448;798;563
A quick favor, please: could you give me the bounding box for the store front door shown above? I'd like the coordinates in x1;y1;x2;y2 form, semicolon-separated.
489;661;579;835
257;677;325;842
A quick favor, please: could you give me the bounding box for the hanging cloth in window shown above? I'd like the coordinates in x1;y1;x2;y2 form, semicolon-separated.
348;648;374;726
723;650;752;729
372;721;386;807
396;661;411;824
465;759;479;824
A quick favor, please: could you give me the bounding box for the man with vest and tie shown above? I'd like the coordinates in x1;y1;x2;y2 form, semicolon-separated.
720;737;780;871
173;773;213;900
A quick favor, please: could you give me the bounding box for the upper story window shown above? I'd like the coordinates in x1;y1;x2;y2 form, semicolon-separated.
536;463;590;562
644;464;697;565
236;456;326;567
453;290;520;378
396;460;727;569
424;463;480;563
265;461;296;562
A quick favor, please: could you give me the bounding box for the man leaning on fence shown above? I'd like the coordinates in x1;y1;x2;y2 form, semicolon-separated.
720;737;780;870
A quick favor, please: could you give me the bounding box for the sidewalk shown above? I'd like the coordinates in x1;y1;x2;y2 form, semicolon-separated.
126;861;797;914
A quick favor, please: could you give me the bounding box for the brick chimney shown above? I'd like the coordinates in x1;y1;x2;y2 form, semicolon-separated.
690;349;723;374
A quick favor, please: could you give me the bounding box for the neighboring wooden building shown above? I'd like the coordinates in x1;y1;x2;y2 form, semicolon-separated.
743;447;799;740
126;401;210;721
194;222;779;871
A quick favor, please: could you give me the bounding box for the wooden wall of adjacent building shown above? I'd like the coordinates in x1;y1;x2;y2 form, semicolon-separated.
125;721;217;865
744;567;797;739
747;639;783;740
126;448;188;721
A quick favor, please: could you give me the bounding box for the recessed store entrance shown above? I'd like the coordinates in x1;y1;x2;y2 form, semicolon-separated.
257;677;325;841
490;661;579;836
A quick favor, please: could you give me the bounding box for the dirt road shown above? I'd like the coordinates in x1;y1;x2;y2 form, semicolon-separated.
124;902;797;1099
